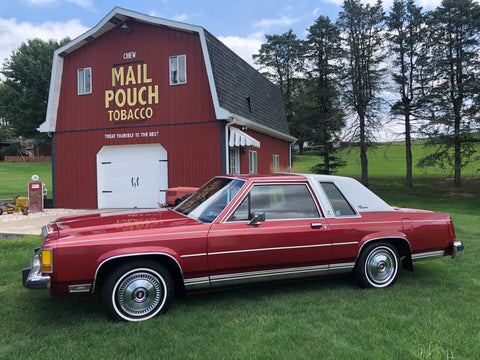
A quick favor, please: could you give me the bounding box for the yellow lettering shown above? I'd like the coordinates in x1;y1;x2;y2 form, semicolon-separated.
143;63;152;83
127;88;137;106
125;66;136;86
148;85;159;105
121;109;127;121
115;89;126;107
146;107;153;118
138;87;147;106
105;90;114;108
112;67;124;87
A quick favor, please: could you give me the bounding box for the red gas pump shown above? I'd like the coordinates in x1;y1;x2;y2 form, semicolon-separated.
28;175;43;213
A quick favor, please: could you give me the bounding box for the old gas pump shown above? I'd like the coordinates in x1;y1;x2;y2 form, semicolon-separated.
28;174;43;213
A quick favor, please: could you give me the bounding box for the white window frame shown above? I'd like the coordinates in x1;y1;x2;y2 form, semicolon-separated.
229;148;240;174
169;55;187;85
77;67;92;95
273;154;280;171
249;150;257;174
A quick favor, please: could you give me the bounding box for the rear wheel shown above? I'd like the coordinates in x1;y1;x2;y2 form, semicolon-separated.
101;260;174;322
355;242;399;288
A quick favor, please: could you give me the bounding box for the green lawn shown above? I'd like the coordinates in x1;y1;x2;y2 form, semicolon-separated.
1;156;479;358
0;162;52;199
292;142;480;178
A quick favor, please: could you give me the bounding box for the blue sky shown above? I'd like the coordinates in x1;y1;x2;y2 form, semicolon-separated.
0;0;444;69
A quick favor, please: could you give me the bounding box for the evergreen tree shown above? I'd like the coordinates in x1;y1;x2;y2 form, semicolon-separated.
306;16;346;174
252;30;308;152
337;0;387;186
418;0;480;186
387;0;424;188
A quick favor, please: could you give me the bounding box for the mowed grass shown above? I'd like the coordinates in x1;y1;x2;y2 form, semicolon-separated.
1;195;479;359
0;162;52;199
1;147;480;359
292;142;480;178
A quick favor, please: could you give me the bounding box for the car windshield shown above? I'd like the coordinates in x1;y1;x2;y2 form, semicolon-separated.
174;177;245;223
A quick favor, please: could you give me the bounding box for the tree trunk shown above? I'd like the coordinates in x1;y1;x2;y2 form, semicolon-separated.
405;113;413;188
359;113;368;187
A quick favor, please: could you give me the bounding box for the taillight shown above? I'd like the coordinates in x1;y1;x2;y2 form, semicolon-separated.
447;216;456;239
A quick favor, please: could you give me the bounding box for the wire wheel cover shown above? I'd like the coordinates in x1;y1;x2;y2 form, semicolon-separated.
365;247;397;286
115;270;165;317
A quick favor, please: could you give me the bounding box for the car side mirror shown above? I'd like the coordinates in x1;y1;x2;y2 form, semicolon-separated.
248;211;265;225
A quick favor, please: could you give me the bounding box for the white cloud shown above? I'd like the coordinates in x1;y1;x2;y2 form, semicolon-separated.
0;17;88;65
253;15;299;30
27;0;93;8
218;34;264;68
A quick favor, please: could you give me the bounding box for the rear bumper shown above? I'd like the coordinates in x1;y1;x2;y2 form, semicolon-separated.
452;241;464;259
22;250;50;289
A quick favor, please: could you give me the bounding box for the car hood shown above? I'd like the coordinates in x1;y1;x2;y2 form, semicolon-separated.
49;208;200;239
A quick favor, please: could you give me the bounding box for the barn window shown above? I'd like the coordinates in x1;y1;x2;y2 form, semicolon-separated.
229;148;240;174
272;154;279;171
77;67;92;95
249;150;257;174
169;55;187;85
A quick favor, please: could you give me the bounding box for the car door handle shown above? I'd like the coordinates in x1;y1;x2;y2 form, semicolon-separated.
310;223;324;228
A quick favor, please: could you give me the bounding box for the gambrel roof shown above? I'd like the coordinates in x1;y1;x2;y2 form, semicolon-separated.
39;7;293;142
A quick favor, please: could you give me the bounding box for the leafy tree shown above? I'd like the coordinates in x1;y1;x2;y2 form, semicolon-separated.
306;16;346;174
253;30;307;151
418;0;480;186
387;0;425;188
337;0;387;186
0;38;69;142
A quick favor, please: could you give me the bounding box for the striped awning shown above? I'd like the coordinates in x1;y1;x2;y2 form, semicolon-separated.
229;127;260;148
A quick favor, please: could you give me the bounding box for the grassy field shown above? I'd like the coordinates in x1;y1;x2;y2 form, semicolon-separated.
0;162;52;199
1;147;479;359
292;142;480;178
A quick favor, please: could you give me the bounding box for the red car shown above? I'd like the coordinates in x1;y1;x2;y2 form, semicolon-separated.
23;174;463;322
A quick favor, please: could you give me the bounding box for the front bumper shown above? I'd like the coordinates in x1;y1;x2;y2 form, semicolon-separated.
452;241;464;259
22;249;50;289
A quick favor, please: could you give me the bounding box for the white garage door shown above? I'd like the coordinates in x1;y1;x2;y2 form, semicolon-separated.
97;144;168;208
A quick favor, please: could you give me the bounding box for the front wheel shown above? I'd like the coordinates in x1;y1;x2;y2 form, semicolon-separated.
101;260;174;322
355;242;399;288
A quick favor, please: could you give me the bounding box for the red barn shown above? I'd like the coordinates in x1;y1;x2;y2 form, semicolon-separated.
39;7;294;209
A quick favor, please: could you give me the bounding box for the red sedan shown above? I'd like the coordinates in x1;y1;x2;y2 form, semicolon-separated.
23;174;463;321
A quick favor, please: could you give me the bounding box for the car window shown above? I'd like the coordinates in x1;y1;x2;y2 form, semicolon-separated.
320;182;356;216
228;184;320;221
175;178;244;223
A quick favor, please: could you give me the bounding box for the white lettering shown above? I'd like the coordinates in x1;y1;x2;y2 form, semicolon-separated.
123;52;136;60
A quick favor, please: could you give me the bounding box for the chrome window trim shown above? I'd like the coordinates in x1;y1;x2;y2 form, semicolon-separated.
222;181;323;223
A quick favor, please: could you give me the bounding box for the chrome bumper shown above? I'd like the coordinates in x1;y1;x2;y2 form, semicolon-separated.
22;250;50;289
452;241;464;259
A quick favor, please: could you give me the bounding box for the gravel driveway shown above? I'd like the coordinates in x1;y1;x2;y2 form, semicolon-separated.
0;209;99;237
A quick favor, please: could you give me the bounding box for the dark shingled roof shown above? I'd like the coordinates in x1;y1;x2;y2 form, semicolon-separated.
204;31;290;136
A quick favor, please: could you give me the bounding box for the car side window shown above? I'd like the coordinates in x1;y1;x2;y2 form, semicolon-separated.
320;182;356;216
228;184;320;221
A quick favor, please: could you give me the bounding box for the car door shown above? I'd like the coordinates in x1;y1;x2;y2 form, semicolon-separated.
206;182;331;287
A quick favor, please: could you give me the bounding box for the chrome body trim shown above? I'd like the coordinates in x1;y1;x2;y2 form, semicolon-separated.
412;250;444;261
208;262;355;288
208;243;331;256
184;277;210;290
68;284;92;293
93;252;184;293
22;250;51;290
452;241;464;259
